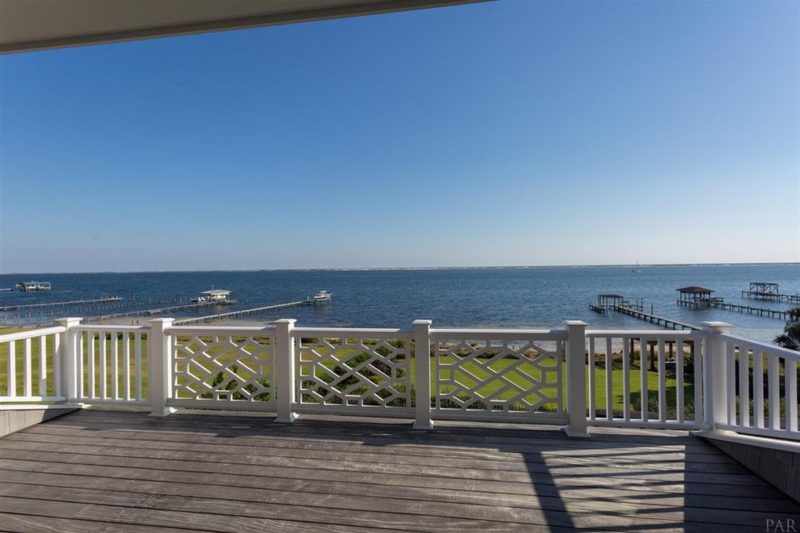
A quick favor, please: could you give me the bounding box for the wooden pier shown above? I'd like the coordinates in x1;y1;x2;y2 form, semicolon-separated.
679;299;794;321
590;294;698;330
0;296;122;312
173;300;311;325
614;305;699;331
741;282;800;304
741;292;800;304
88;300;239;322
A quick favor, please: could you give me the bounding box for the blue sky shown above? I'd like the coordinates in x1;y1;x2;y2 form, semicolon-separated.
1;0;798;273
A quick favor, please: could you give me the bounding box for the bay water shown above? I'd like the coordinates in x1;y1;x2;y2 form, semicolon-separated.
1;263;798;343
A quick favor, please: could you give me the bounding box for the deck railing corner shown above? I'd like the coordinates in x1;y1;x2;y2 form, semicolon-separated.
413;319;434;430
275;318;298;423
564;320;589;438
55;317;82;401
149;318;175;417
700;321;733;431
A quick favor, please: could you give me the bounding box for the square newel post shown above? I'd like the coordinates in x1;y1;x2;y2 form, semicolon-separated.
701;321;732;430
275;319;298;423
56;317;82;402
148;318;175;417
413;320;433;430
564;320;589;438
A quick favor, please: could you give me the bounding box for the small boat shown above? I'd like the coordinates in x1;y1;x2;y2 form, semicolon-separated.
311;290;332;304
16;281;51;292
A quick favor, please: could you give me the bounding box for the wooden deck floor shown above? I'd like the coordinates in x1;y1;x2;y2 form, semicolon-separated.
0;409;797;532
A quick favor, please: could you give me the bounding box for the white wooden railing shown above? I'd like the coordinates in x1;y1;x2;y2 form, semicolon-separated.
584;329;704;429
0;324;66;403
2;317;799;443
711;329;799;441
72;324;149;404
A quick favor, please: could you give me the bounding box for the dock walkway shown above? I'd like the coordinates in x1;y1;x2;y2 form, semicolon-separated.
741;290;800;304
89;300;234;322
173;300;310;325
679;300;794;321
0;297;122;312
613;305;699;330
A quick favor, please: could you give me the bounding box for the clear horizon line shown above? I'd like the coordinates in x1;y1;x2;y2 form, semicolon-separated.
1;260;798;276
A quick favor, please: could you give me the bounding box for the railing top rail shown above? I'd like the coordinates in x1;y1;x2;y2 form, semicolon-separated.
292;327;412;339
0;326;66;342
718;333;800;360
586;329;701;338
430;328;567;340
75;324;150;332
166;325;276;336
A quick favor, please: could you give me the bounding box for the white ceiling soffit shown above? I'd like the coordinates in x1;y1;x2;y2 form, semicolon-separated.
0;0;487;54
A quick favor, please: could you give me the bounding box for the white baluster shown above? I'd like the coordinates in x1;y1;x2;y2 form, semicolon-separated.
768;354;780;430
640;337;648;423
23;337;32;398
786;359;798;432
753;346;764;428
7;340;16;397
658;338;666;422
588;337;596;421
676;339;684;424
123;332;131;401
605;337;613;420
726;342;736;425
38;335;47;397
622;337;631;422
738;344;750;427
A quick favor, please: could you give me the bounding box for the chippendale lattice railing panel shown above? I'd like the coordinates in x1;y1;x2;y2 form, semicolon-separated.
430;329;567;420
171;329;275;408
293;328;413;415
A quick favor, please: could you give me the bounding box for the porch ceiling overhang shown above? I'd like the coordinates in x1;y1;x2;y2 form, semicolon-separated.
0;0;486;54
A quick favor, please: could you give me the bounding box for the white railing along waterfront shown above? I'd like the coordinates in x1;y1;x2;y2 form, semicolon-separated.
293;325;414;418
430;327;567;424
2;317;799;443
0;324;66;402
585;329;704;429
169;322;276;412
712;329;799;441
73;323;149;404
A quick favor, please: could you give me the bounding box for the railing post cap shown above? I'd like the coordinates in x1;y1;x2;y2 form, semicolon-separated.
413;319;433;326
274;318;297;325
701;321;732;333
56;317;83;326
564;320;587;327
149;317;175;323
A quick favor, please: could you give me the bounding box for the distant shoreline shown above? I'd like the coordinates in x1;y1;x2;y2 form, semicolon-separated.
2;261;799;276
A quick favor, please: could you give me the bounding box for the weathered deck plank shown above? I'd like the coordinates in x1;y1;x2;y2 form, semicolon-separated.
0;409;796;532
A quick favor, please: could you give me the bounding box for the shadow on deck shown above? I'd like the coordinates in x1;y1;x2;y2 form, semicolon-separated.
0;409;797;532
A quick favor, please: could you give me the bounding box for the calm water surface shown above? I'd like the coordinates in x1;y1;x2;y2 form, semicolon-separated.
1;264;798;343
